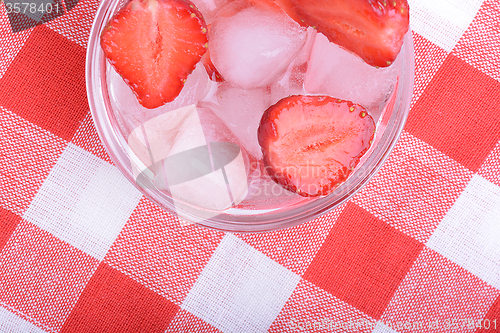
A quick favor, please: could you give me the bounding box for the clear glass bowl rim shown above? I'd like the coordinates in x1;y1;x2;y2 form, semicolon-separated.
86;0;415;233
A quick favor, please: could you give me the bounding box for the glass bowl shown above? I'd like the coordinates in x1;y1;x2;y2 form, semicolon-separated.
86;0;414;233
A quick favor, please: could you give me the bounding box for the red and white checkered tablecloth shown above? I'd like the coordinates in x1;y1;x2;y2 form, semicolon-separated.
1;0;500;331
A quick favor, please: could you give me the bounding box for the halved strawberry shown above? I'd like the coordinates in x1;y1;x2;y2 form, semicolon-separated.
101;0;208;109
291;0;409;67
258;95;375;197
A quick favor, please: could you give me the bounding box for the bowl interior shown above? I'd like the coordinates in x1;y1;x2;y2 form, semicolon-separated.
86;0;415;232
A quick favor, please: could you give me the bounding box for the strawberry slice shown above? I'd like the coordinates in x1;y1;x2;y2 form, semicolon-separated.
291;0;409;67
101;0;208;109
258;95;375;197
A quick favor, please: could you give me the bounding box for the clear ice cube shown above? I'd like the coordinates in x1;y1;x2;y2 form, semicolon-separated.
202;82;273;160
210;1;307;89
304;32;400;116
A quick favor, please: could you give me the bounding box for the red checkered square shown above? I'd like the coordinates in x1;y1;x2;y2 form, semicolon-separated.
453;0;500;82
478;139;500;188
0;25;88;142
477;294;500;333
0;207;21;252
411;31;449;108
45;0;100;48
353;131;473;242
426;174;500;291
0;7;32;79
0;107;66;216
238;204;346;276
404;53;500;172
61;262;179;333
382;247;499;333
165;309;222;333
104;198;225;305
269;279;375;333
0;220;99;332
72;111;113;164
303;202;423;320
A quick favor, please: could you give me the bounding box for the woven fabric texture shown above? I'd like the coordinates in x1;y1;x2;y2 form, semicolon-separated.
1;0;500;332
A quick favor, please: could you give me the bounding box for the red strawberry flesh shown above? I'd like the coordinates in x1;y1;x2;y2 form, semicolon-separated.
258;95;375;197
291;0;409;67
101;0;208;109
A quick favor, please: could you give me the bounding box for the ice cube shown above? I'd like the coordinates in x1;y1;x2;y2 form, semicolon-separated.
127;104;251;222
267;27;316;105
304;32;400;115
210;0;307;89
268;64;306;106
293;26;317;67
201;83;271;159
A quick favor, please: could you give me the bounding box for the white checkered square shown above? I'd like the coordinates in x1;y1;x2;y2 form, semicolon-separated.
408;0;484;52
427;174;500;290
181;234;300;333
0;306;48;333
372;322;398;333
23;143;142;260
